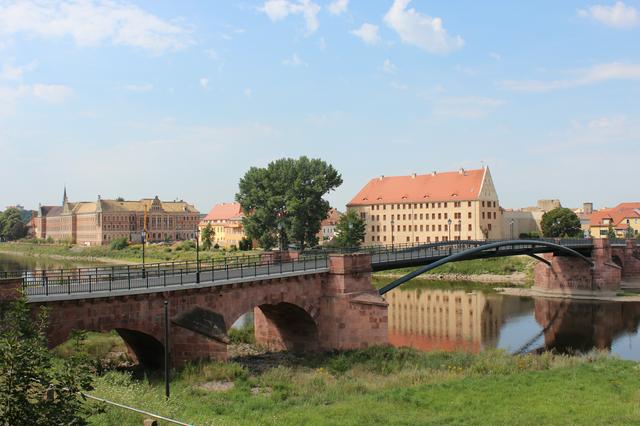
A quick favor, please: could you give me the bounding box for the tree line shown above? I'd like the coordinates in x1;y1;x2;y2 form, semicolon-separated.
0;208;29;242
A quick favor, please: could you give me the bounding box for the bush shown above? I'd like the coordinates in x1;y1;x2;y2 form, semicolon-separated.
178;240;196;251
109;236;129;250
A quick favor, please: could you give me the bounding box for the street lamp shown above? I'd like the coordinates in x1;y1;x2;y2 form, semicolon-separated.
278;221;284;251
195;227;200;283
141;230;146;278
510;219;515;240
447;218;452;242
458;219;462;240
348;221;353;249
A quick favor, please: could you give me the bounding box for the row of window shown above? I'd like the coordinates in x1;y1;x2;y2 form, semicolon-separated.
371;235;475;243
369;201;498;210
371;223;477;233
369;211;498;222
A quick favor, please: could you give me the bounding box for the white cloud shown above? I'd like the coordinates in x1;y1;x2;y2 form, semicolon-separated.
122;83;154;92
260;0;320;34
578;2;639;28
0;0;193;53
383;0;464;54
318;36;327;50
350;23;380;45
244;88;252;98
282;53;307;67
0;61;37;80
328;0;348;15
31;84;73;102
432;96;505;119
199;78;209;89
500;62;640;92
382;59;398;74
489;52;501;61
389;81;408;91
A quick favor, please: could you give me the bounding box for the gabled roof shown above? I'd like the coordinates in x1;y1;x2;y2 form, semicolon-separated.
590;202;640;227
321;208;342;226
347;168;487;206
203;202;243;221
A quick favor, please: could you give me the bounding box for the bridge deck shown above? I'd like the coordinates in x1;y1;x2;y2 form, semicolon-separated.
4;238;601;303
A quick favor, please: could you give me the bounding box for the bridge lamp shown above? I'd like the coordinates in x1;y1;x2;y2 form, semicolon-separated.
195;227;200;284
510;219;515;240
141;230;146;278
447;218;452;242
458;219;462;240
390;217;395;248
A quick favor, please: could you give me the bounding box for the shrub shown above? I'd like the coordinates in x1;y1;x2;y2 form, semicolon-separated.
178;240;196;251
109;236;129;250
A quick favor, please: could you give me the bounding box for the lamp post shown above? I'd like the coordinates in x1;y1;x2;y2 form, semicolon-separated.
458;219;462;241
278;221;284;252
195;228;200;284
447;218;452;242
390;216;395;249
141;230;146;278
510;219;515;240
348;221;353;249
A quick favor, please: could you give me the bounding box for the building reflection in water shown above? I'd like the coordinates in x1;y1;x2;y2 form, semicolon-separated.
387;286;640;356
387;288;531;352
534;298;640;354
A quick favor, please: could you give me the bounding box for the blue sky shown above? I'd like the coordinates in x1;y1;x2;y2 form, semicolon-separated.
1;0;639;213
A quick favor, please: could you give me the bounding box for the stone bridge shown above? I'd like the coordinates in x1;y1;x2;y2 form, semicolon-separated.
1;254;387;368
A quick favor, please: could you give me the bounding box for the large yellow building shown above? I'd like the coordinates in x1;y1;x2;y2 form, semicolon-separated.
589;202;640;238
347;167;503;245
199;202;248;249
35;190;200;245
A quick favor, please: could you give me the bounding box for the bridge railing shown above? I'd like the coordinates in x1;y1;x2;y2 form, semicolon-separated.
20;253;330;297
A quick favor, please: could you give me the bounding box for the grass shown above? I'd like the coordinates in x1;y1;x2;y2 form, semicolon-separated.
83;347;640;425
377;256;536;277
0;241;262;265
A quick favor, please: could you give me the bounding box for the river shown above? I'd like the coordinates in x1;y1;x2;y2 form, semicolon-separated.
2;253;639;360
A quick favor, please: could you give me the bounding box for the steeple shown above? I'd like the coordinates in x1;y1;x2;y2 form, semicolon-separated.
63;186;68;205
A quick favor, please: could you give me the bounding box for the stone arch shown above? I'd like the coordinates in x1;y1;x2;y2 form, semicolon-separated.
253;302;320;353
115;328;165;370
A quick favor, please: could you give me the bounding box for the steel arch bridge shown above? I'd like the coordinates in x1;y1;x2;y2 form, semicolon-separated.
377;239;594;295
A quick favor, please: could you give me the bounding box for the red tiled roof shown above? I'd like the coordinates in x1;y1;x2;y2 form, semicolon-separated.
347;168;486;206
321;208;342;226
589;203;640;227
203;202;243;221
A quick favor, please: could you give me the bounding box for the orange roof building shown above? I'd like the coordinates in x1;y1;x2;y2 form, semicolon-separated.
589;202;640;238
347;167;503;244
199;202;248;249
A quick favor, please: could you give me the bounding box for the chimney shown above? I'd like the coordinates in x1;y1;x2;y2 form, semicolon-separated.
459;167;465;175
411;173;417;179
431;171;437;176
583;202;593;215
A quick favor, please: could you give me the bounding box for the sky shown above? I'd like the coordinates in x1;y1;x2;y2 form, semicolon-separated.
0;0;639;213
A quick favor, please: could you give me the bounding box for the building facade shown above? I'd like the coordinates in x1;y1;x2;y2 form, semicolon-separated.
199;202;248;249
347;167;503;245
317;208;342;244
589;203;640;238
35;190;200;245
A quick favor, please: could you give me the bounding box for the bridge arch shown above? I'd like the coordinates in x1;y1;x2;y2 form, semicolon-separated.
379;240;594;295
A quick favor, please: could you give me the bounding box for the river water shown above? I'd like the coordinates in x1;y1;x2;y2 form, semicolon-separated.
2;253;639;360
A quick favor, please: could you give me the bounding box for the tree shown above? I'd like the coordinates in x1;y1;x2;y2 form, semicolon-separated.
332;210;366;248
607;223;617;239
236;157;343;250
0;296;93;425
624;224;635;240
200;223;214;250
540;208;583;238
0;207;27;241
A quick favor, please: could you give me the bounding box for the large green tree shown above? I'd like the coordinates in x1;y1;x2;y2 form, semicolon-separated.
0;207;27;241
540;207;583;238
236;157;342;250
0;297;93;425
332;209;366;248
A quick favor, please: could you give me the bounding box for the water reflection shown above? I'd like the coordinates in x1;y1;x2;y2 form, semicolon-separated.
0;253;103;272
386;283;640;360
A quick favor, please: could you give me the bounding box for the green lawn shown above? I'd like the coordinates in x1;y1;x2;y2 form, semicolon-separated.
84;347;640;425
0;241;262;264
377;256;535;277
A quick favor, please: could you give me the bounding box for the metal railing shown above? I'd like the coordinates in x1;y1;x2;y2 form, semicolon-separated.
19;253;329;297
4;238;600;299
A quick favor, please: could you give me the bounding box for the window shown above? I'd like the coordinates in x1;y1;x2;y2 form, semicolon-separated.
391;204;394;210
482;201;485;207
488;224;492;231
403;225;406;231
444;213;448;219
468;224;472;231
372;236;375;242
444;202;448;208
414;214;417;220
438;213;442;219
403;214;406;220
468;236;472;240
371;226;375;232
420;214;423;220
432;225;436;231
377;225;380;232
468;201;472;207
384;236;387;242
438;225;442;231
444;225;448;231
391;214;394;220
468;212;472;219
406;236;410;242
383;205;386;210
435;236;439;242
416;236;420;242
427;236;431;242
482;212;485;219
383;215;386;220
437;202;441;208
493;212;497;219
432;213;436;219
383;225;386;231
420;225;424;231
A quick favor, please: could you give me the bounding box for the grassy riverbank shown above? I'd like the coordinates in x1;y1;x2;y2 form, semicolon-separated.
82;347;640;425
0;241;261;265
